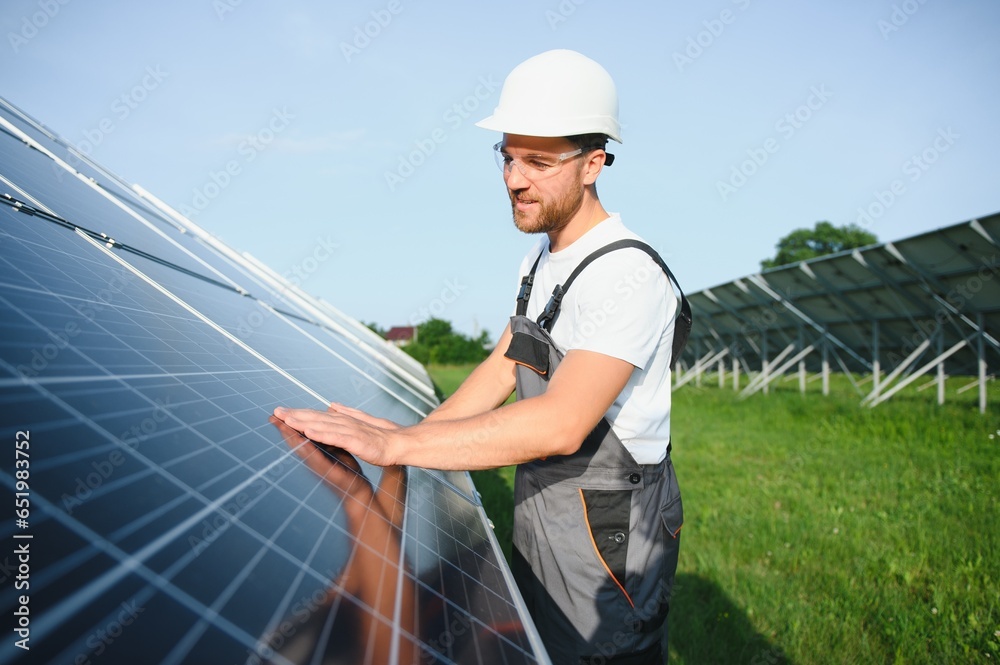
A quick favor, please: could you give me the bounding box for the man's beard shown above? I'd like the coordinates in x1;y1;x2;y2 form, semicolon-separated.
508;177;585;235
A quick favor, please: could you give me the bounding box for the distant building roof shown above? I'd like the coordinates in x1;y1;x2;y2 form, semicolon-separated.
385;326;416;342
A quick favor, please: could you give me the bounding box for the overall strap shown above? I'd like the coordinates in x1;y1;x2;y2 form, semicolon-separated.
535;239;693;367
515;251;544;316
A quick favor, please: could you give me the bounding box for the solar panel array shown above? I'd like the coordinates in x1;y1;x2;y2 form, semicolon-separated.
678;212;1000;406
0;97;548;664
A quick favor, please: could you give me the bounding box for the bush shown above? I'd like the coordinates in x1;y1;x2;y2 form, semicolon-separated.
401;318;490;365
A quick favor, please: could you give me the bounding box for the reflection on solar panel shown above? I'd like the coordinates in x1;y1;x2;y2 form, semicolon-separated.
0;97;548;664
676;212;1000;410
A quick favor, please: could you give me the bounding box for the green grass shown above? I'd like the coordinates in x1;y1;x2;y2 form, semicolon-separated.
425;365;1000;664
425;363;481;398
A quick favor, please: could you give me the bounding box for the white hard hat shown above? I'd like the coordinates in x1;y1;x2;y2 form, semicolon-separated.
476;49;622;143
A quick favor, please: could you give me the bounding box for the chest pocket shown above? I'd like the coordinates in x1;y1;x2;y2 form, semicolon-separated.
504;327;550;376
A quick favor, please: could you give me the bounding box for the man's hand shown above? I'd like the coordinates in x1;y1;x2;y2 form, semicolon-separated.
327;402;401;430
272;404;400;467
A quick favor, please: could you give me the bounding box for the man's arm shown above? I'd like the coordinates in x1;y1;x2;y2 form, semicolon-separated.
324;323;515;431
273;347;634;470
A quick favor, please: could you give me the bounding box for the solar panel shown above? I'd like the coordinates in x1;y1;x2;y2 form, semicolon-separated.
679;211;999;406
0;97;547;664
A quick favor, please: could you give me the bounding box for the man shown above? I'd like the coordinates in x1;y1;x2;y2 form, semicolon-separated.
275;49;687;664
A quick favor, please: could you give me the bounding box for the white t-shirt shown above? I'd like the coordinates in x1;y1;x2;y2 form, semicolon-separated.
513;214;680;464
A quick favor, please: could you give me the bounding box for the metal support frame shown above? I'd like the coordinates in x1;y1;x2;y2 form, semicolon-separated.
865;336;968;407
732;335;741;391
978;312;988;414
676;347;728;389
740;343;817;398
873;320;881;396
674;215;998;413
937;331;946;405
822;339;830;396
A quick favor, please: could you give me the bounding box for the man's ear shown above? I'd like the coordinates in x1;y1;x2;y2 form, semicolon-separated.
581;150;606;186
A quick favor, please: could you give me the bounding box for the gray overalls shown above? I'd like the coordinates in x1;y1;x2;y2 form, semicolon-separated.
504;240;690;665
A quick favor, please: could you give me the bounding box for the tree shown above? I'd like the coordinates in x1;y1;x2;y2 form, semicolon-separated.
401;318;491;365
761;221;877;270
364;321;386;337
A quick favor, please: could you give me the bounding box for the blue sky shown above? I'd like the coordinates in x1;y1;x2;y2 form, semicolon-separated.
3;0;998;339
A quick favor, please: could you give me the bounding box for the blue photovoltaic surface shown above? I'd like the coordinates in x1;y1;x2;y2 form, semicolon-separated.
0;97;546;665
